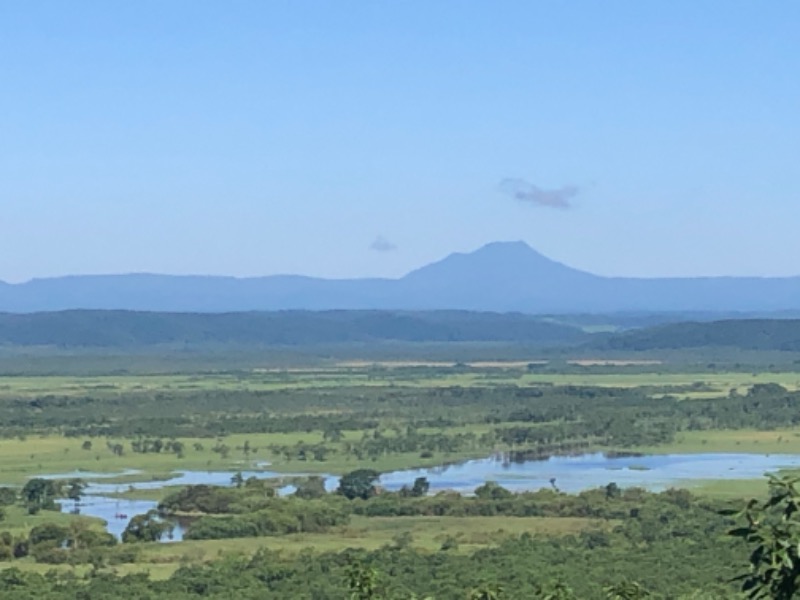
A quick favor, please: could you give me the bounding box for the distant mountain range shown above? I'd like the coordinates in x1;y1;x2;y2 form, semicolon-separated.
2;241;800;313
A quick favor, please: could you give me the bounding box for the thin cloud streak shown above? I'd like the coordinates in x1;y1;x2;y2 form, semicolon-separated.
499;178;579;209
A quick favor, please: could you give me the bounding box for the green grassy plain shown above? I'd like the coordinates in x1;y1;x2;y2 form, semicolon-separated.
0;505;104;536
634;428;800;454
1;367;799;399
683;478;768;499
0;427;499;487
4;425;800;489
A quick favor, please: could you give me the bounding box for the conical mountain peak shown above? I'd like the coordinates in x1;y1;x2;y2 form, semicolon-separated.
402;241;589;283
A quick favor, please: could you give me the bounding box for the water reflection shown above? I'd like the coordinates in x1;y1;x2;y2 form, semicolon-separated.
66;496;179;541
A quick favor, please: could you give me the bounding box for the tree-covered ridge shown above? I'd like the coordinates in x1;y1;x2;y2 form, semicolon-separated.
0;310;587;347
3;310;800;353
597;319;800;351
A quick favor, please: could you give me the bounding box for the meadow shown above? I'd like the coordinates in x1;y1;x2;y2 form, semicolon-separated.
2;365;800;398
1;362;799;488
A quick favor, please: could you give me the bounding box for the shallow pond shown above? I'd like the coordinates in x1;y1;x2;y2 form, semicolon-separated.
57;452;800;540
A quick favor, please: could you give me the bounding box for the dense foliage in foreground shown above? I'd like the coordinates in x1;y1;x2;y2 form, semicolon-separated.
0;526;744;599
0;481;754;598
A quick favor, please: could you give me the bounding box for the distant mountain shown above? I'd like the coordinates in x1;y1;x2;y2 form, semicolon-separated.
1;241;800;313
397;241;599;311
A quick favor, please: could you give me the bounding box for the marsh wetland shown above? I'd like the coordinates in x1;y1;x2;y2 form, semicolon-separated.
3;352;800;597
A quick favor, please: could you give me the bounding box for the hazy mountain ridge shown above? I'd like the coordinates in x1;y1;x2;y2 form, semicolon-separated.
2;241;799;313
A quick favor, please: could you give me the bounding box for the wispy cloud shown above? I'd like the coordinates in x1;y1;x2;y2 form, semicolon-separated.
499;178;579;209
369;235;397;252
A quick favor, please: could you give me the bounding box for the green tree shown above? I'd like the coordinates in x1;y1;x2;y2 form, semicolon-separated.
604;580;651;599
65;479;86;512
338;469;380;501
729;474;800;599
536;581;577;599
474;481;512;501
0;488;17;507
122;510;173;543
469;583;503;599
28;523;69;546
605;482;621;500
67;518;93;551
295;476;327;499
171;440;185;458
21;478;60;513
411;477;430;497
345;558;379;600
324;427;344;442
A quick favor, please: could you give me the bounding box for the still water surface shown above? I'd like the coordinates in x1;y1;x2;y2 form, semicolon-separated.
56;452;800;541
379;452;800;493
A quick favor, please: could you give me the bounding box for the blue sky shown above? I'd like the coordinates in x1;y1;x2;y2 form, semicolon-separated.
1;1;798;282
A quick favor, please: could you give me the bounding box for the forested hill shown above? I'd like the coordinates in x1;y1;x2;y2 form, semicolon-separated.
5;310;800;351
0;310;588;348
597;319;800;351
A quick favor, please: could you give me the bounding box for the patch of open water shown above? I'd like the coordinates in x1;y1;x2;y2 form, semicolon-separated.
378;452;800;493
54;452;800;541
